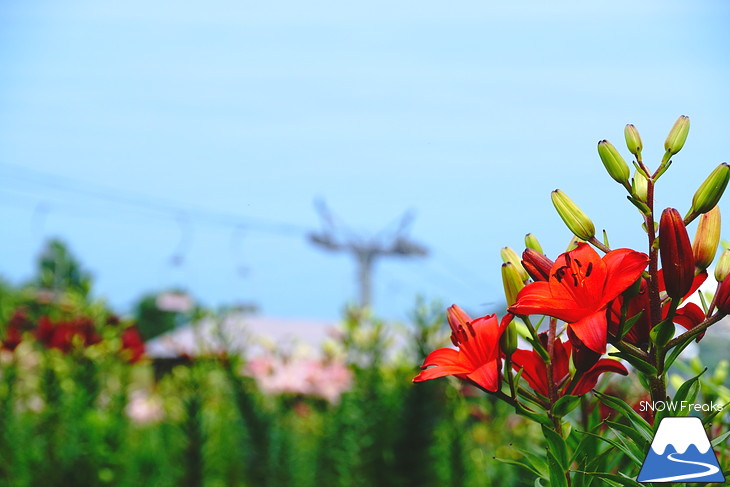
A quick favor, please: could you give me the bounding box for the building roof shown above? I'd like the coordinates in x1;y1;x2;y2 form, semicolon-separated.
144;314;339;358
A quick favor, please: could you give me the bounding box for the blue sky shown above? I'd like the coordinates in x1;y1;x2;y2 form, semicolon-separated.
1;0;729;321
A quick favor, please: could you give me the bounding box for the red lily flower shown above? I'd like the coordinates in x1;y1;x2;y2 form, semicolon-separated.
512;335;628;397
512;336;570;397
413;305;511;392
509;243;648;353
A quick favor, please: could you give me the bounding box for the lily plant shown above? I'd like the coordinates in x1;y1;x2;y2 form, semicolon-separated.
414;116;730;486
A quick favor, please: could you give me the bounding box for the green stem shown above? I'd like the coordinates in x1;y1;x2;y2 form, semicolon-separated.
643;169;666;406
546;318;562;433
517;386;549;410
504;356;516;400
612;340;651;363
665;312;725;350
588;236;611;253
522;316;550;362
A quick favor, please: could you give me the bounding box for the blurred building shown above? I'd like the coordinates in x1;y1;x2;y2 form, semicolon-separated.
144;313;339;359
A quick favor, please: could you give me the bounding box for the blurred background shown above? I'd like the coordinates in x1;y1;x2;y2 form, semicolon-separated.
1;1;729;486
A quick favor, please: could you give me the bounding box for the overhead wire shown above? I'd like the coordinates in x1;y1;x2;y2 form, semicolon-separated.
0;162;491;296
1;162;308;235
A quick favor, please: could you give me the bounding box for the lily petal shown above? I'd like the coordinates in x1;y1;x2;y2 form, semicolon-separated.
512;349;549;397
467;358;501;392
673;302;707;341
413;347;470;382
600;248;649;307
509;281;589;323
569;310;608;354
571;359;628;395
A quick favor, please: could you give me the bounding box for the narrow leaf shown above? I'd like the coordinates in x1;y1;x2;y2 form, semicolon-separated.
546;449;569;487
542;425;568;469
594;391;654;442
553;395;581;417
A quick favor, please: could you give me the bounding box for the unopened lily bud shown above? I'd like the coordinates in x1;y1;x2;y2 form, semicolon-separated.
446;304;471;330
659;208;695;300
597;140;630;185
689;163;730;218
691;205;721;271
566;328;600;372
624;124;643;157
632;169;649;203
714;278;730;315
714;249;730;282
500;319;518;356
501;263;525;306
500;247;529;282
566;236;582;251
522;248;554;282
664;115;690;155
551;190;595;241
524;233;543;254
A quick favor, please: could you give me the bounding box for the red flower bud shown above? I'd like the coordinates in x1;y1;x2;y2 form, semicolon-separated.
567;327;600;372
521;248;554;282
659;208;695;300
715;279;730;315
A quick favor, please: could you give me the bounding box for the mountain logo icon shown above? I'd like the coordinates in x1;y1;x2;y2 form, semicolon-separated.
637;416;725;483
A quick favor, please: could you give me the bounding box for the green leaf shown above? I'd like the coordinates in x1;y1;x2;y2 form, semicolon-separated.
514;446;548;475
580;431;643;467
604;421;650;453
619;311;644;340
671;368;705;415
516;404;552;427
650;319;674;347
580;472;640;487
609;352;657;376
542;425;568;469
711;429;730;447
702;400;730;425
593;391;654;442
552;395;581;417
569;427;597;465
493;457;542;478
665;335;699;370
546;449;569;487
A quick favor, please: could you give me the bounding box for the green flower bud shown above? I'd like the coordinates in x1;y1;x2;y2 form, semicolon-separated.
714;249;730;282
524;233;544;254
624;124;643;157
566;236;582;251
664;115;690;155
632;169;649;203
691;205;721;271
551;190;596;241
597;140;630;185
501;262;524;306
689;163;730;218
500;247;529;282
500;319;518;356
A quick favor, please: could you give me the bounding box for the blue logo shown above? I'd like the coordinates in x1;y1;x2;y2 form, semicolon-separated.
637;416;725;483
